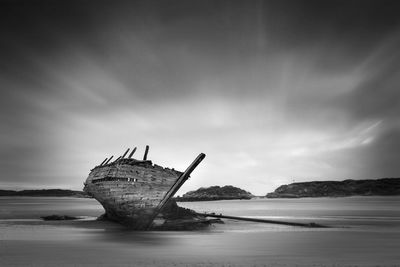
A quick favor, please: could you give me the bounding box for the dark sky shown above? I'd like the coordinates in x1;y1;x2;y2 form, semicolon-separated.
1;0;400;194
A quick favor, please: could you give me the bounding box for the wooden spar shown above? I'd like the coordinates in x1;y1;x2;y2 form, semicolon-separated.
114;156;122;162
121;148;130;159
145;153;206;229
128;147;137;158
99;158;108;166
143;145;150;160
158;153;206;210
104;156;113;164
198;213;329;228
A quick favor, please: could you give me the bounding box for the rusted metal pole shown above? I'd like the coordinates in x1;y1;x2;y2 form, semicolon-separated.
104;156;113;164
143;145;150;160
99;158;108;166
121;148;130;159
128;147;137;158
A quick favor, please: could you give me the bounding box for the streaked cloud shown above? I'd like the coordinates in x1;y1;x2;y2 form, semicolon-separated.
1;1;400;195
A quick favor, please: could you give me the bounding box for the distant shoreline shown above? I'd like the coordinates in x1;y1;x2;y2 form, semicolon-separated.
2;177;400;199
0;189;89;198
266;177;400;198
175;196;253;202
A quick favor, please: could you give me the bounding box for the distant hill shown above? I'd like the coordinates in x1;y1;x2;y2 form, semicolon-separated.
266;178;400;198
176;185;254;202
0;189;89;198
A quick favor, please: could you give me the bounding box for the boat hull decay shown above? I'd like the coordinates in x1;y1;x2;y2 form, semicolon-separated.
84;152;205;229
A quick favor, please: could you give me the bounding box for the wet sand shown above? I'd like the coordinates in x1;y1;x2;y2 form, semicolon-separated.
1;197;399;266
1;219;399;266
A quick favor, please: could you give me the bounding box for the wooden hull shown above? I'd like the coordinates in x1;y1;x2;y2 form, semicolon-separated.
84;160;182;229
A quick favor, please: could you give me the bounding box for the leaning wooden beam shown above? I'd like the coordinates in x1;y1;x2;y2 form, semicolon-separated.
198;213;329;228
121;148;130;159
160;153;206;208
145;153;206;229
113;156;121;162
143;145;150;160
104;156;113;164
128;147;137;158
99;158;108;166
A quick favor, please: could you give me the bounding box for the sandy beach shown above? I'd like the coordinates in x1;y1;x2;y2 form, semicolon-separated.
1;197;399;267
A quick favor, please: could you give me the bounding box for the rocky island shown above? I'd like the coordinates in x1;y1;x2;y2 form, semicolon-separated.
176;185;254;201
266;177;400;198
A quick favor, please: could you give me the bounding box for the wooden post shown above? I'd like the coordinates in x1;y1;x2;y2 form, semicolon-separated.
128;147;137;158
104;156;113;164
114;156;121;162
121;148;130;159
99;158;108;166
161;153;206;206
197;213;329;228
143;145;150;160
146;153;206;229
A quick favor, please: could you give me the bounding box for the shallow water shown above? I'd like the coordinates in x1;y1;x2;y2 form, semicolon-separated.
179;196;400;229
1;196;399;266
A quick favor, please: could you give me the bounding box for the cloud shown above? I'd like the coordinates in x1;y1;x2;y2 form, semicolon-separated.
336;35;400;122
1;1;400;195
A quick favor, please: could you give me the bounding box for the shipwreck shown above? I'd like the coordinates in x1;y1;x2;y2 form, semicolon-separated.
83;146;206;229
